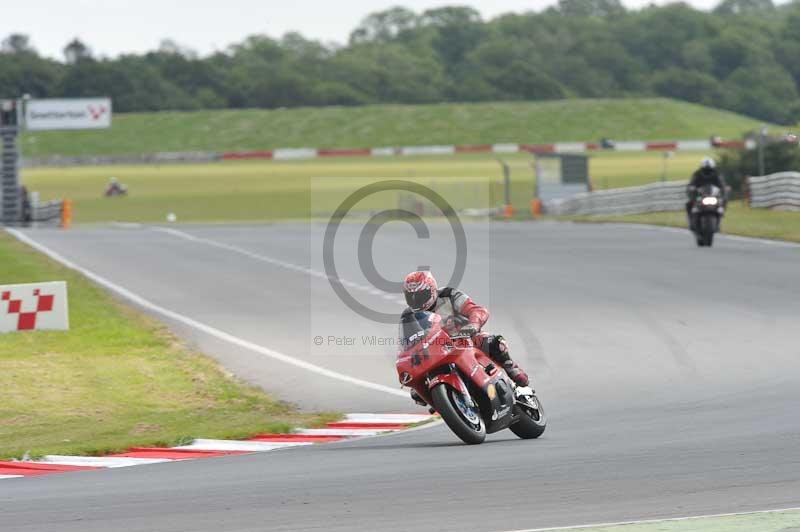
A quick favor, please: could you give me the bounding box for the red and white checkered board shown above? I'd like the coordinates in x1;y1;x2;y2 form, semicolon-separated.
0;281;69;333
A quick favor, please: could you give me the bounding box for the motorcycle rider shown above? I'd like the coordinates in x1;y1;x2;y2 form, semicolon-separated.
401;270;532;407
687;158;727;228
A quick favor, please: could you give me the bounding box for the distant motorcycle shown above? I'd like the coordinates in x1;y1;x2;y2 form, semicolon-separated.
689;184;724;247
396;311;546;445
104;179;128;197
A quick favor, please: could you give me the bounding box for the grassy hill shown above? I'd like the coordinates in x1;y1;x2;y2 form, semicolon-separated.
21;98;766;157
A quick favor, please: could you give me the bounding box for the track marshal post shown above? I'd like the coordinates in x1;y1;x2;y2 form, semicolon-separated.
0;100;20;225
0;97;112;227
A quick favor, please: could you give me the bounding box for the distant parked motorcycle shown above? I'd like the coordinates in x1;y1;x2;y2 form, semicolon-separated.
689;184;724;247
396;311;546;445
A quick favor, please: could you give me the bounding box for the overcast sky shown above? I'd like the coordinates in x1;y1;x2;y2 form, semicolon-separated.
10;0;729;60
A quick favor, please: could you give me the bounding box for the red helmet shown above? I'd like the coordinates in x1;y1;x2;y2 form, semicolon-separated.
403;271;438;311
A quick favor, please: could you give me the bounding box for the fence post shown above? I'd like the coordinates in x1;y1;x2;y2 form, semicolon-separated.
496;158;512;219
744;176;751;208
758;126;767;177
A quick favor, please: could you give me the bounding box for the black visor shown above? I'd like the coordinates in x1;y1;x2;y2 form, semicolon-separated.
405;288;433;311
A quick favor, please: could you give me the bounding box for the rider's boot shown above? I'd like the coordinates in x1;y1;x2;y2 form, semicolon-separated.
503;360;530;388
410;390;427;407
480;334;532;389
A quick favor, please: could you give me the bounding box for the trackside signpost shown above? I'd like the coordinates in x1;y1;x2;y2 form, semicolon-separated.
25;98;112;131
0;281;69;333
0;97;112;225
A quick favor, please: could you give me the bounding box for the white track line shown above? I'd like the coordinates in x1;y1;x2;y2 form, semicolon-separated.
294;428;390;437
496;506;800;532
6;229;407;399
0;475;22;480
172;440;313;452
151;226;406;303
345;413;434;423
719;233;800;248
40;456;176;468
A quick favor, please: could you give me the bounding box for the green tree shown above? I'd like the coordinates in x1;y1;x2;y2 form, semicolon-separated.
349;7;419;44
724;64;800;124
713;0;775;15
420;6;484;74
557;0;625;17
681;40;714;72
5;3;799;122
653;69;723;107
708;28;771;79
719;141;800;195
2;34;35;54
775;7;800;84
0;34;61;98
63;38;92;64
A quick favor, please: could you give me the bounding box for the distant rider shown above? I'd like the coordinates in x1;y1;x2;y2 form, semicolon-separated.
401;271;532;407
105;177;127;197
687;158;727;226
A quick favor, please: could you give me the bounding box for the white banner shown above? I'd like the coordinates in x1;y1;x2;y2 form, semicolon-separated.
25;98;112;131
0;281;69;333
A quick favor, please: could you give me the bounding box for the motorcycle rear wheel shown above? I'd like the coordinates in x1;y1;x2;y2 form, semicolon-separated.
510;394;547;439
431;384;486;445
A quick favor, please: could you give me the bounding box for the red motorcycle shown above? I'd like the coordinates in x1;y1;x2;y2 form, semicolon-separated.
397;311;546;444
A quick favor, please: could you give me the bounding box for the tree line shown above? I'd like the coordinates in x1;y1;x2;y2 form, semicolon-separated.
3;0;800;124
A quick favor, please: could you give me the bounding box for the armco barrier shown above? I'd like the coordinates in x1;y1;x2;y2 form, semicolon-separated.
748;172;800;211
22;138;740;168
400;145;456;156
545;181;686;216
318;148;372;157
31;200;64;225
221;150;273;161
23;151;219;167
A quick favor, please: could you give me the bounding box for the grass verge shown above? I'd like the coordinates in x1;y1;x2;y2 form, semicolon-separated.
562;201;800;243
20;98;764;157
0;232;338;460
23;151;708;223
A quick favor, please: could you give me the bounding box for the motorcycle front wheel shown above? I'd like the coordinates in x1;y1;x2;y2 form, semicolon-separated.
700;215;716;247
431;384;486;445
510;394;547;439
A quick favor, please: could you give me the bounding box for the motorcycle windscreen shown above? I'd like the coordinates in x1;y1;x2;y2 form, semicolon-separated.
698;184;721;197
398;311;442;352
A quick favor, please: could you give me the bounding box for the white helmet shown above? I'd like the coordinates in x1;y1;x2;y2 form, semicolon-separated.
700;157;716;169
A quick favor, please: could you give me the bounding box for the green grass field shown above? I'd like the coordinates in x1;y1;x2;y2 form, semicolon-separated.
20;98;765;157
0;233;337;459
24;149;798;243
22;151;706;223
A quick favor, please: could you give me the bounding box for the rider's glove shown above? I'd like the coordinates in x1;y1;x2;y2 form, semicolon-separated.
459;323;480;337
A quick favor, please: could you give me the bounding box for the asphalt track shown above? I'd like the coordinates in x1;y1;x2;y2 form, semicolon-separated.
2;221;799;532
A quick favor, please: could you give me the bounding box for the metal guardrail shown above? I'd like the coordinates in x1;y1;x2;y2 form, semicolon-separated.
545;181;686;216
22;152;220;167
30;200;64;225
747;172;800;211
20;137;742;168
